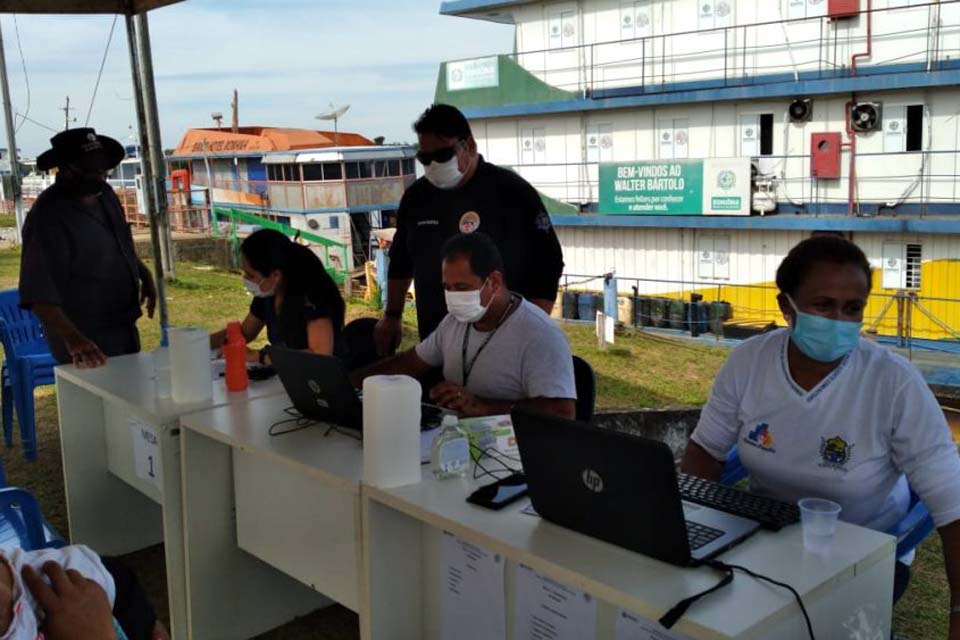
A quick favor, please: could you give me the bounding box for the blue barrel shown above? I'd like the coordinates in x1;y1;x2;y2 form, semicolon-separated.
709;301;733;334
689;301;709;336
562;291;579;319
634;297;651;326
650;298;668;327
578;293;598;321
668;300;686;330
593;294;605;319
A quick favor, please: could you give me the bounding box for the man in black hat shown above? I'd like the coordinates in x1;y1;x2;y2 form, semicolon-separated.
19;128;157;368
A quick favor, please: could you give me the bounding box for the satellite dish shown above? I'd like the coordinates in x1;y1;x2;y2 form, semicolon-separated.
315;104;351;121
315;104;351;146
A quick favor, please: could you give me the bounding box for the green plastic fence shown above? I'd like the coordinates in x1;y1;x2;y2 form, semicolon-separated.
212;207;349;285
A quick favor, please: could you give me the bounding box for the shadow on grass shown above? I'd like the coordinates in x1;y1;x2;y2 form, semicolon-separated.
594;371;686;410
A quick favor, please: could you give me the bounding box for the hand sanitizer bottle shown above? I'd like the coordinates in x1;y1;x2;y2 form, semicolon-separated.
432;415;470;479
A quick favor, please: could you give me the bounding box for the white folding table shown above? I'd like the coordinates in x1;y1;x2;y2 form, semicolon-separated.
55;352;285;639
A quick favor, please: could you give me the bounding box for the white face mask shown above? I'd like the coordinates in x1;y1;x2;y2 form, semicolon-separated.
424;156;464;190
243;277;274;298
444;280;489;323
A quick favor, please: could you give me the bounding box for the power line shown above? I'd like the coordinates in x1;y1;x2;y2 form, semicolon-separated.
84;14;118;127
15;112;57;133
11;15;29;134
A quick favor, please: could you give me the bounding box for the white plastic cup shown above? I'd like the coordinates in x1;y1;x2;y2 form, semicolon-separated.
153;347;171;399
798;498;842;553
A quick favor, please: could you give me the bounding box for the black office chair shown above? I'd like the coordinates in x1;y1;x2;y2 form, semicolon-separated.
572;355;596;422
341;317;381;371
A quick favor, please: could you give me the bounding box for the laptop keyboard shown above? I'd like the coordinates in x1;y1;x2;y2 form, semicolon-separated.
686;521;725;551
677;473;800;531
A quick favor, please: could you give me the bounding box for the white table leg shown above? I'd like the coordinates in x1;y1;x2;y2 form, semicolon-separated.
361;496;424;640
181;428;327;639
159;427;188;640
56;377;162;553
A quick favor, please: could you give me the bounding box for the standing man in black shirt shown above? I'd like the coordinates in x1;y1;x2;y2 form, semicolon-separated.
375;104;564;355
19;128;157;368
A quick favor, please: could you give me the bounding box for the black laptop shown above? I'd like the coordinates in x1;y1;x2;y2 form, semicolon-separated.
270;347;446;431
511;409;759;566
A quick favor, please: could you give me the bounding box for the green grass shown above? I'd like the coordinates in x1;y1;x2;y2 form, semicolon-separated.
0;215;16;229
565;325;728;409
0;254;950;638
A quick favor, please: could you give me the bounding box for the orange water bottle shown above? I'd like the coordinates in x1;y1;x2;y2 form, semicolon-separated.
224;321;249;392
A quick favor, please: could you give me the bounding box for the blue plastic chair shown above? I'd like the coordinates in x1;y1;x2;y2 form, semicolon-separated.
721;445;935;558
0;289;58;461
0;487;129;639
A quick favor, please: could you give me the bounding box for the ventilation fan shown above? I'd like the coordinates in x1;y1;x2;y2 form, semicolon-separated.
788;98;813;122
851;102;882;132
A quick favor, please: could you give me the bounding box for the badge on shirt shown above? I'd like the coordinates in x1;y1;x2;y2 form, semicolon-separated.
534;210;553;232
459;211;481;233
743;423;775;453
819;436;854;471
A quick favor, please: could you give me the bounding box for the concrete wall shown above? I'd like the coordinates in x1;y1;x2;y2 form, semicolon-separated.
133;236;237;272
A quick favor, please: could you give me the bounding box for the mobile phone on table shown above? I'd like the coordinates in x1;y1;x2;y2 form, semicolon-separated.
466;472;528;510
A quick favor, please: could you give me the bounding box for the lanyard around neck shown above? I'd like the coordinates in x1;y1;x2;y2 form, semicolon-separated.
461;294;517;388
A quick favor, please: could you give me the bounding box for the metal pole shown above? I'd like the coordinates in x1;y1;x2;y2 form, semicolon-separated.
0;20;25;244
125;13;169;336
135;12;175;279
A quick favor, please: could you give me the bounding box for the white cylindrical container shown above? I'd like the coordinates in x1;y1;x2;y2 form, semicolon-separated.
153;347;171;399
362;375;422;488
168;327;213;404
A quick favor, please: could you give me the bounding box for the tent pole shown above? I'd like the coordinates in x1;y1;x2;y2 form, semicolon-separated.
0;20;25;243
135;12;175;279
125;12;169;339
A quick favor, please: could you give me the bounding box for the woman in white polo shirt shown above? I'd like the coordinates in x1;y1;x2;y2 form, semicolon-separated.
682;236;960;630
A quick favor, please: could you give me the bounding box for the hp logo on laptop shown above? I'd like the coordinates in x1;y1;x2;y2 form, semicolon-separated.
581;469;604;493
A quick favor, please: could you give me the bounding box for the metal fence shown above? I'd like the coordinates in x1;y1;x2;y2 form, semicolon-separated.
560;273;960;344
474;0;960;97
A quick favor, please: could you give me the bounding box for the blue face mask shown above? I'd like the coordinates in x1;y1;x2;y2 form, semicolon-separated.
785;294;862;363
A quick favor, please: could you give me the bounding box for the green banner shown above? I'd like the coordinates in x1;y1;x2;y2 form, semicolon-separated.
600;160;705;215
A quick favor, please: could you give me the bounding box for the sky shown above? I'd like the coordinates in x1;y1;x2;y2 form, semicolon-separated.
0;0;514;157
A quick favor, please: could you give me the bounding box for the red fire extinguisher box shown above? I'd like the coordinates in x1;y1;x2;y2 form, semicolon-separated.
829;0;860;18
811;133;842;179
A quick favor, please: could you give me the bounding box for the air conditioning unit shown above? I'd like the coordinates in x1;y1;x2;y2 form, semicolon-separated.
789;98;813;123
851;102;882;133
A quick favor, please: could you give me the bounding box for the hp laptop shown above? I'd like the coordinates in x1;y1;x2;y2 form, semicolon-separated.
511;409;759;566
270;347;445;432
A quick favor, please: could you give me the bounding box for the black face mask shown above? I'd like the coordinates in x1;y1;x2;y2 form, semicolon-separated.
74;176;107;196
61;172;106;196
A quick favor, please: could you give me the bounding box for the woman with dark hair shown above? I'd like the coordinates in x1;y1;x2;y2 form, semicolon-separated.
682;235;960;621
211;229;345;364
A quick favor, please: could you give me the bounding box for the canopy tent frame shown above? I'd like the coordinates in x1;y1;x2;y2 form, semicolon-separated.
0;0;190;340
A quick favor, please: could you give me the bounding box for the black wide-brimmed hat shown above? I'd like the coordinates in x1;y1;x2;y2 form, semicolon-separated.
36;127;125;171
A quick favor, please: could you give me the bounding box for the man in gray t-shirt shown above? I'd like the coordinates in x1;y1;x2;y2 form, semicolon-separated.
352;232;576;419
